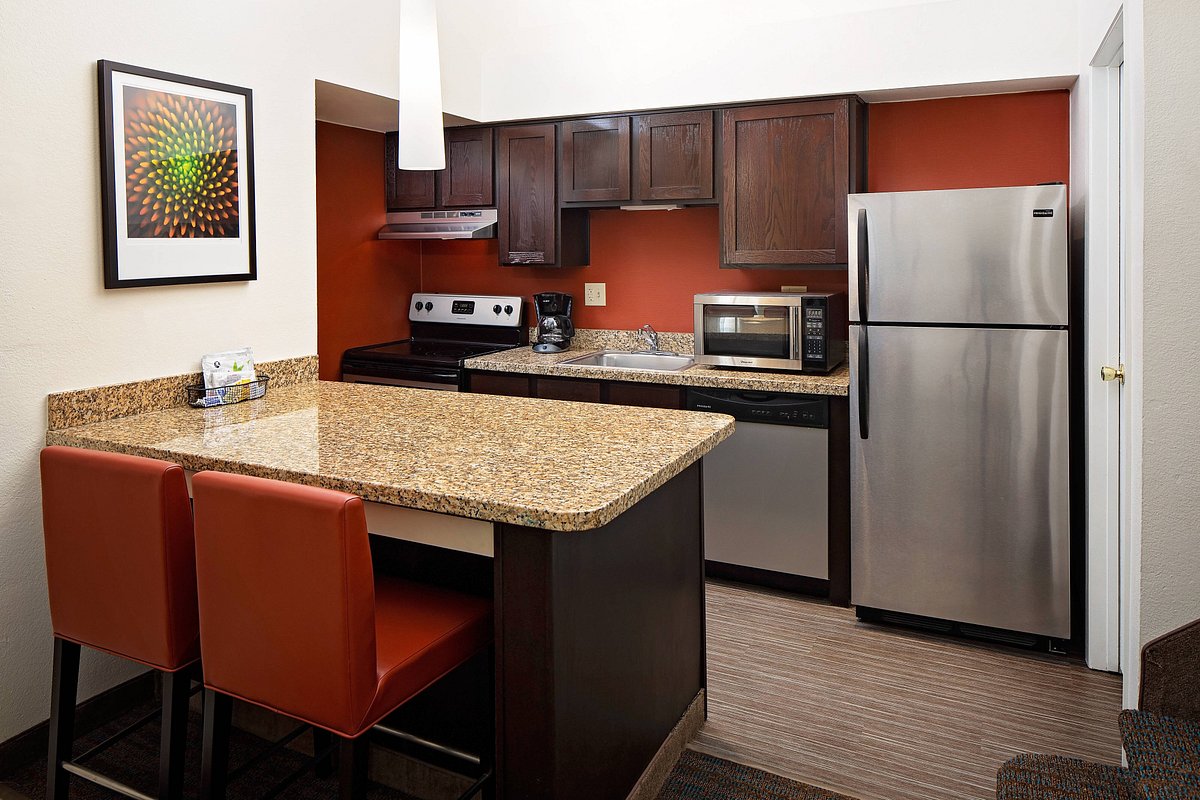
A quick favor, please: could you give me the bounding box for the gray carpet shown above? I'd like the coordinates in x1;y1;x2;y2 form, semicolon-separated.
1;703;854;800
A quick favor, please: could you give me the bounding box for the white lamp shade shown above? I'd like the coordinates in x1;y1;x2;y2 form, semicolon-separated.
397;0;445;170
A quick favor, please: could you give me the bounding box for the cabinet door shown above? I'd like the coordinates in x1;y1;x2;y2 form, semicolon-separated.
536;377;602;403
440;128;494;207
468;372;532;397
632;111;713;201
561;118;630;202
721;100;850;266
497;124;558;265
604;382;684;409
384;132;437;210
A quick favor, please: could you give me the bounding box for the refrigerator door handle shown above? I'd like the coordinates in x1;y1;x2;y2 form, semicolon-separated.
858;324;869;439
856;208;870;323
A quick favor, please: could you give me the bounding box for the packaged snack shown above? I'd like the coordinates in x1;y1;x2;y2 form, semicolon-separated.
202;347;256;389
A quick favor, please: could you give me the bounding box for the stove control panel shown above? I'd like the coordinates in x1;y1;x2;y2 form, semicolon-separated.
409;293;525;327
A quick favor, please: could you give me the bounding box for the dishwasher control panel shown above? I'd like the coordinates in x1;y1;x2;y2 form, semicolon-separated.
686;388;829;428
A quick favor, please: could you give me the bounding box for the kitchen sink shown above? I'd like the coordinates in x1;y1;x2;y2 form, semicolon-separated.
561;350;695;371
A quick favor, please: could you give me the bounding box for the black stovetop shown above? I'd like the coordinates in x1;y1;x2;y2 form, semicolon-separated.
342;338;512;369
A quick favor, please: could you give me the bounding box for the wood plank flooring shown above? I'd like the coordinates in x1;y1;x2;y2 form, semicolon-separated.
692;580;1124;800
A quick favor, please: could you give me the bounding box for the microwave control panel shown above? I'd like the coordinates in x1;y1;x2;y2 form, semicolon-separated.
804;305;826;360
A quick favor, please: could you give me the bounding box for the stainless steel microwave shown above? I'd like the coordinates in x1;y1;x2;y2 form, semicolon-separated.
693;292;848;372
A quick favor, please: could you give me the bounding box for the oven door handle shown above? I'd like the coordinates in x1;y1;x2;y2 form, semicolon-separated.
341;370;462;391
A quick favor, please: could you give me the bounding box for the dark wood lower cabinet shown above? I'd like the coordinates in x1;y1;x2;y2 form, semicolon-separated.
470;372;684;410
827;396;851;606
604;381;684;409
535;377;602;403
467;372;532;398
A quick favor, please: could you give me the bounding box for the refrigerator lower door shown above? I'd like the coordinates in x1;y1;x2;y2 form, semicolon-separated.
850;325;1070;638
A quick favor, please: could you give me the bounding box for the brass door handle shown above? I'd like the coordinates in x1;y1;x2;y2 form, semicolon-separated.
1100;364;1125;384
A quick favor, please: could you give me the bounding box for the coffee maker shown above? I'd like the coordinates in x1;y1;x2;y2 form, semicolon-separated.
532;292;575;353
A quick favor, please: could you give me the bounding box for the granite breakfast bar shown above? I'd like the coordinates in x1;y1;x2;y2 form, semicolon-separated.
45;379;734;800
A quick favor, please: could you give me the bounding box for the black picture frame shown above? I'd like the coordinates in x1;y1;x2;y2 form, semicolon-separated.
98;60;257;288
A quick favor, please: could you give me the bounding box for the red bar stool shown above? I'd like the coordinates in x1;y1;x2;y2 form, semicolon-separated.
190;471;493;800
39;446;200;800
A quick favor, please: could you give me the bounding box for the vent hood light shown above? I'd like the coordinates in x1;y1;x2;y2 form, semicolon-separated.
397;0;445;170
618;204;683;211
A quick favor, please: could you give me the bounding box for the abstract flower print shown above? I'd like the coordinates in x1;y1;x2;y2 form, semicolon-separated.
123;86;239;238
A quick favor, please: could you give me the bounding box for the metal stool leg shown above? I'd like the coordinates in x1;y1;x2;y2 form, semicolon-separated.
46;638;80;800
158;668;192;800
200;690;233;800
338;735;369;800
313;728;335;778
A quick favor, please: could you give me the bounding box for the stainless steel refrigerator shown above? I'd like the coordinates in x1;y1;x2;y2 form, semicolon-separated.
847;184;1070;639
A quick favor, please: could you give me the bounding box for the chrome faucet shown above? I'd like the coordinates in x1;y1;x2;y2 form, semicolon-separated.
638;324;660;353
637;323;678;356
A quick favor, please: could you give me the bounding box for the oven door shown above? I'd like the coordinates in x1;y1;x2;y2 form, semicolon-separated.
693;301;802;370
341;361;462;391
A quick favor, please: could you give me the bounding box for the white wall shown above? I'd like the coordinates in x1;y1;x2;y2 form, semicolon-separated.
0;0;402;742
437;0;1080;122
1139;0;1200;663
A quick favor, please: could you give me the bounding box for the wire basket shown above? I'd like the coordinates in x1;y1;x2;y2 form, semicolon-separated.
187;375;270;408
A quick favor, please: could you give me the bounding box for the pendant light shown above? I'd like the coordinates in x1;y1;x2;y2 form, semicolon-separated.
397;0;445;170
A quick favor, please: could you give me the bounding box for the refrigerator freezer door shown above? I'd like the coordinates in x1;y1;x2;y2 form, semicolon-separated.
848;185;1068;326
849;325;1070;637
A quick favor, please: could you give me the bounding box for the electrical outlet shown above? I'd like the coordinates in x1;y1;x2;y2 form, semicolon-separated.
584;283;606;306
780;285;808;293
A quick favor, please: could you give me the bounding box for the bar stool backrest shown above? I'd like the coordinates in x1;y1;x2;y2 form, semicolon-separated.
191;471;379;734
40;446;199;670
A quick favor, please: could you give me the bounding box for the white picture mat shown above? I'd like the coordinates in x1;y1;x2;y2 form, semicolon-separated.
110;70;252;281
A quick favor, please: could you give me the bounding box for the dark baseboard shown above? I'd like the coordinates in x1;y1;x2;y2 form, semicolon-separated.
705;560;829;598
0;669;156;776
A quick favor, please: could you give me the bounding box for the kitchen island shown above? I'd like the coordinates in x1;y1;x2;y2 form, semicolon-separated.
45;380;733;800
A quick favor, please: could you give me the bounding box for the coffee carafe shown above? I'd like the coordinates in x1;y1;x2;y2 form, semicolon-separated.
533;292;575;353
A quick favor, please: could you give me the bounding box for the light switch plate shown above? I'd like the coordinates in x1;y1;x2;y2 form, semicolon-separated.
584;282;606;306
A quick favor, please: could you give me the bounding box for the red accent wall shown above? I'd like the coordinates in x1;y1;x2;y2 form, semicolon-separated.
316;122;422;380
316;91;1070;344
420;209;844;333
867;91;1070;192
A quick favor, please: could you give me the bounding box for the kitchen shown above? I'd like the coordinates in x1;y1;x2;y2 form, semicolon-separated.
2;4;1200;800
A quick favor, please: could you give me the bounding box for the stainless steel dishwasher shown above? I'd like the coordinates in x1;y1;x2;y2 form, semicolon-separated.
686;388;829;593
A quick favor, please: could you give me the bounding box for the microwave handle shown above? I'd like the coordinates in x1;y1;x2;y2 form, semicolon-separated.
856;208;870;323
789;306;802;362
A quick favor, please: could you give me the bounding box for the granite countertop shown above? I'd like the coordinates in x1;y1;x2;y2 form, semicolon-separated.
465;346;851;397
45;381;733;532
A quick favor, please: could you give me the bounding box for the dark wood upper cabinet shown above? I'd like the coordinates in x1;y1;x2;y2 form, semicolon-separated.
384;131;436;210
440;127;494;207
497;124;558;265
721;99;863;266
560;118;631;202
633;110;714;201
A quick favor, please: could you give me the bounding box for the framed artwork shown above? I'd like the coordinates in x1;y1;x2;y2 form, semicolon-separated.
98;60;256;288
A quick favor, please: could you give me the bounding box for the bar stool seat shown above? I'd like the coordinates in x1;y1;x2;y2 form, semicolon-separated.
365;578;490;736
191;470;492;799
39;445;199;800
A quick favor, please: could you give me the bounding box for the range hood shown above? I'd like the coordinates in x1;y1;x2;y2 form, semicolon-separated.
378;209;497;240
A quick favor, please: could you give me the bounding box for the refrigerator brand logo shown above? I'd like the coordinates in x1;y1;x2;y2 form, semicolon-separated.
1033;209;1055;218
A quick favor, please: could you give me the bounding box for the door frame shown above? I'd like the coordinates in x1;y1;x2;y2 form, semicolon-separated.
1083;10;1123;673
1083;5;1144;694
